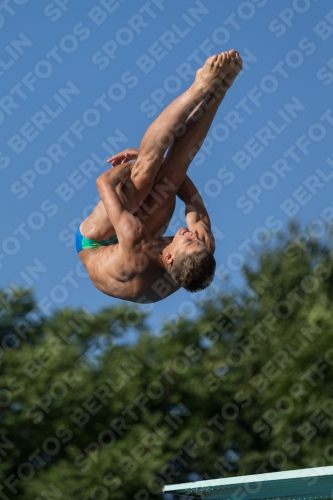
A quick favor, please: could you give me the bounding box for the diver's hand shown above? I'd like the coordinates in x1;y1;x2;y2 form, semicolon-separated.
107;148;139;167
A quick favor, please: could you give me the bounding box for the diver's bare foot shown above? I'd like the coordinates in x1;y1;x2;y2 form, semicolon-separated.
215;49;243;94
194;52;232;96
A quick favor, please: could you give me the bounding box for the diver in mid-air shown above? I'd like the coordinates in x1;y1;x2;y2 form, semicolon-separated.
76;50;242;303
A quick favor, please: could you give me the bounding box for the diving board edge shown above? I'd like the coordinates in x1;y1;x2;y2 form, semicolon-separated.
163;465;333;497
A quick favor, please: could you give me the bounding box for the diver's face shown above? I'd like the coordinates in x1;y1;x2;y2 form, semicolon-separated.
172;227;208;255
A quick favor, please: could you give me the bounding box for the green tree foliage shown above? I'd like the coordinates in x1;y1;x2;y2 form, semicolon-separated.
1;226;333;499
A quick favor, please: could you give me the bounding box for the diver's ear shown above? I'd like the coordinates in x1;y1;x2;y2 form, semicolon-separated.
165;252;174;266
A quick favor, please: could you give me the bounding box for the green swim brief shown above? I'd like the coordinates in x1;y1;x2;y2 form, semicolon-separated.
76;226;118;252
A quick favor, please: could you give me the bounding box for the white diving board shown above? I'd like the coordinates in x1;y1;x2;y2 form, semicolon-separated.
163;466;333;499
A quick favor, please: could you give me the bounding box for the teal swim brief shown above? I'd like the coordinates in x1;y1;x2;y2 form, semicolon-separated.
76;226;118;253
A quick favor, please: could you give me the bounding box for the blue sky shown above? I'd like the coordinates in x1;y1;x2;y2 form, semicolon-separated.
1;0;333;331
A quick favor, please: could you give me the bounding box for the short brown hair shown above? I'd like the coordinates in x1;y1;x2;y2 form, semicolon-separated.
169;248;216;292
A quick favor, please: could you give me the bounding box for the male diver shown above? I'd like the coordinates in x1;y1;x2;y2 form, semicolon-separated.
76;50;242;303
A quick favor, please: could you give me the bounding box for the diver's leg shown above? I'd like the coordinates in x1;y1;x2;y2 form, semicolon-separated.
120;51;232;210
81;52;233;240
135;50;243;237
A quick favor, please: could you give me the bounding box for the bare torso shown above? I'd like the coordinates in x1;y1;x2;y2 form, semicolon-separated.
78;235;180;303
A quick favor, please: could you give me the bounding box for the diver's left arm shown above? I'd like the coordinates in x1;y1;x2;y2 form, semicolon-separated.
177;176;216;253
